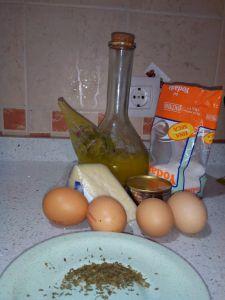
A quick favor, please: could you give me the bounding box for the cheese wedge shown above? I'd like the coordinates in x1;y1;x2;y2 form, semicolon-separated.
68;163;136;222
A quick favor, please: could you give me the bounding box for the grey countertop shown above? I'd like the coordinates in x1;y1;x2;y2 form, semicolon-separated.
0;137;225;300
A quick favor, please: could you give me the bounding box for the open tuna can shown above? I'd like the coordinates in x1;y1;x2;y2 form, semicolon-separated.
126;175;172;205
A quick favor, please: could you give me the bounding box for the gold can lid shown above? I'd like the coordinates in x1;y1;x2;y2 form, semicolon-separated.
126;175;172;194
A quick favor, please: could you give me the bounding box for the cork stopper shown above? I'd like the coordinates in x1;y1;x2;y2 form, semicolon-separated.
110;32;135;49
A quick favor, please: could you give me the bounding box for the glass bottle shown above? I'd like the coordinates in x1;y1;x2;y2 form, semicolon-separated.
58;32;149;186
98;32;149;184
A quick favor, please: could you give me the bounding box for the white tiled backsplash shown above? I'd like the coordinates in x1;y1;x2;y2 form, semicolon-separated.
0;0;224;140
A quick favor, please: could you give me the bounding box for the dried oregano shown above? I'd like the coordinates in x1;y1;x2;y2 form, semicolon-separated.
60;262;150;299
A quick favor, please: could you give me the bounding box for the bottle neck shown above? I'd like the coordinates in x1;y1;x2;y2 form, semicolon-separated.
105;47;134;119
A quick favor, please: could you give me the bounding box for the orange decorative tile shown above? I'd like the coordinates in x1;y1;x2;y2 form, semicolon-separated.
98;112;105;125
3;108;26;130
52;111;67;132
143;117;153;135
30;133;51;138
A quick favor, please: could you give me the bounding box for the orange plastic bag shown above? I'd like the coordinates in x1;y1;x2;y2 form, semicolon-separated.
150;82;223;196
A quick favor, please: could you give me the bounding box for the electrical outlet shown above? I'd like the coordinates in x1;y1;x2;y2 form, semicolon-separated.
128;76;160;117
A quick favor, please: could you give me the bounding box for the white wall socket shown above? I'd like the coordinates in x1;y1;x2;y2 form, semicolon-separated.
128;76;160;117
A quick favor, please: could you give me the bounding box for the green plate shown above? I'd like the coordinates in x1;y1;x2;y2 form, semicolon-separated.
0;231;210;300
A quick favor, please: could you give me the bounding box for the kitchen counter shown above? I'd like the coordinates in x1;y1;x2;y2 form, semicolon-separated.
0;137;225;299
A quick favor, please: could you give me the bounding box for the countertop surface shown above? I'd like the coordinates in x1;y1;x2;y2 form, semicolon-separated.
0;137;225;300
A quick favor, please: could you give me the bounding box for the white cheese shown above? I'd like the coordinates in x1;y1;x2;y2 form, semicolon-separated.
68;163;136;222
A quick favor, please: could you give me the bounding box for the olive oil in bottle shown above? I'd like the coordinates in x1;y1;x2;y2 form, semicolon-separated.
98;32;149;184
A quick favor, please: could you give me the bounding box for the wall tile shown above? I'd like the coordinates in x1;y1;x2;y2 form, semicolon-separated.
24;0;129;8
214;13;225;139
128;0;224;17
215;18;225;87
128;13;221;85
52;111;67;131
23;0;224;17
28;109;50;133
26;5;127;112
0;4;25;107
26;5;78;111
143;116;153;136
152;0;224;17
215;103;225;139
82;111;98;126
0;1;24;2
72;7;128;111
3;108;26;130
130;116;143;137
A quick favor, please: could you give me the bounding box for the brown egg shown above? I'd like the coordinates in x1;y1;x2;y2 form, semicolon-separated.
168;191;207;234
87;196;127;232
136;198;174;237
42;187;88;226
